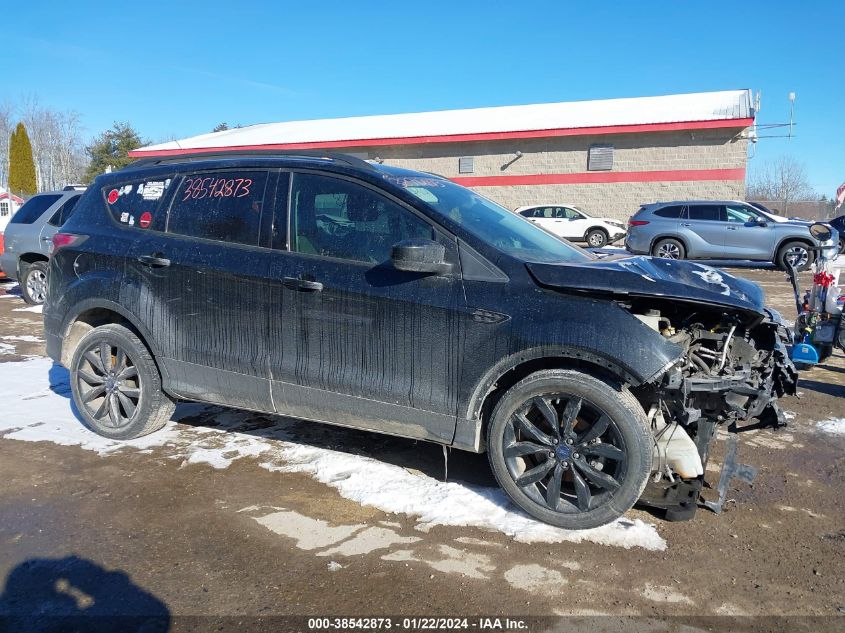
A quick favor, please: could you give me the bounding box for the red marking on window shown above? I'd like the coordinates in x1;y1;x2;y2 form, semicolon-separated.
107;189;119;204
139;212;152;228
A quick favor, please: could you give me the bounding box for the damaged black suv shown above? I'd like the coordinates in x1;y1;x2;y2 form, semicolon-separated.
44;152;797;529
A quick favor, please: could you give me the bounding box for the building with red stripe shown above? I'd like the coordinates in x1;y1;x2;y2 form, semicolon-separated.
131;89;755;220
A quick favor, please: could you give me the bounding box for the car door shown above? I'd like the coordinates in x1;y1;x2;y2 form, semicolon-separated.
722;203;776;259
561;207;589;239
266;170;467;442
680;204;726;257
122;169;279;411
39;194;81;254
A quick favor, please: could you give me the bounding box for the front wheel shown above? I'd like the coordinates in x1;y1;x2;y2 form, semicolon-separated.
487;370;652;529
776;241;814;272
70;324;175;440
585;229;608;248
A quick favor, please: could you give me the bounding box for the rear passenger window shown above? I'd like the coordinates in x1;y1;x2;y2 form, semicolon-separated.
103;178;174;231
654;205;684;218
686;205;723;221
48;195;81;227
167;171;269;246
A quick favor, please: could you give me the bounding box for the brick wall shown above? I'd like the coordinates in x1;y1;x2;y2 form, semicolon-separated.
338;128;748;220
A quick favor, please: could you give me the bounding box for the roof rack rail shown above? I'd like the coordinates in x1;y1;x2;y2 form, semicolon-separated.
128;149;379;171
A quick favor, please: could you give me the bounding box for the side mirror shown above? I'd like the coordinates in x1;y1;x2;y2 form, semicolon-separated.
756;218;768;227
809;222;832;242
390;239;452;275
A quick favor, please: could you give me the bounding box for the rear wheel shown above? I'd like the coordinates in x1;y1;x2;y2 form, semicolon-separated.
776;241;814;271
487;370;652;529
21;261;49;305
585;229;608;248
652;238;685;260
70;324;175;440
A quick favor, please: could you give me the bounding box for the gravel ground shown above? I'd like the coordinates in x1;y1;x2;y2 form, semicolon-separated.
0;266;842;631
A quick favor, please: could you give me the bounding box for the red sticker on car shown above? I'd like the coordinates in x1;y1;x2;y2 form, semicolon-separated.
107;189;119;204
139;212;152;228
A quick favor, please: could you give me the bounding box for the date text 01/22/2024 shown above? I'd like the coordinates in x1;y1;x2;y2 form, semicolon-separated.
307;617;528;630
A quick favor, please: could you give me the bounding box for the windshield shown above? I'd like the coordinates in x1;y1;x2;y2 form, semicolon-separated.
386;175;592;263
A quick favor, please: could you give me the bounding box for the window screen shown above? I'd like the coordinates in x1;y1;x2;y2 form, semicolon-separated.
458;157;474;174
9;194;61;225
291;173;433;264
167;171;269;246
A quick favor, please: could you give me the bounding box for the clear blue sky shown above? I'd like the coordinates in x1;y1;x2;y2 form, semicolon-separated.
4;0;843;196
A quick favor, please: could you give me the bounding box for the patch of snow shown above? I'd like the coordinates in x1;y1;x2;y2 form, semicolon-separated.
0;343;14;355
13;304;43;313
327;561;343;572
0;358;666;551
2;335;43;343
816;418;845;435
690;268;731;296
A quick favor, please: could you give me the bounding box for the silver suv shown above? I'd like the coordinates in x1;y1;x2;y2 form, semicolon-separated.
625;200;821;270
0;189;84;304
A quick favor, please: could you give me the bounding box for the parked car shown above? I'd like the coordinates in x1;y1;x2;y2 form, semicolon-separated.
45;153;796;529
625;200;826;270
514;204;626;247
0;189;84;304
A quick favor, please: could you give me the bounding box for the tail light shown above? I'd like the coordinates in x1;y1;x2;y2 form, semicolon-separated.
50;233;87;254
0;233;4;255
628;220;650;227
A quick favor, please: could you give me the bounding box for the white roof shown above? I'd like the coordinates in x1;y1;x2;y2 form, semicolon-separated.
137;89;754;154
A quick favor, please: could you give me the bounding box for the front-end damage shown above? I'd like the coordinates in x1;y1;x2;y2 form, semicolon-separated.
628;302;799;519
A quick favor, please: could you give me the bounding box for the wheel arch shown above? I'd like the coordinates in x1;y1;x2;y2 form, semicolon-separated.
59;300;166;380
773;236;814;261
457;347;643;453
583;226;609;241
649;234;688;255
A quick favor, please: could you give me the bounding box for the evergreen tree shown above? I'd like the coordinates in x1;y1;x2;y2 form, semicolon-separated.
83;122;145;183
212;122;229;132
8;122;37;196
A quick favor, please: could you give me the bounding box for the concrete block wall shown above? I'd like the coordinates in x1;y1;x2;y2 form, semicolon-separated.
339;128;748;220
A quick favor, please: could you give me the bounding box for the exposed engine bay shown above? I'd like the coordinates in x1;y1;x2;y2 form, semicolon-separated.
626;300;799;519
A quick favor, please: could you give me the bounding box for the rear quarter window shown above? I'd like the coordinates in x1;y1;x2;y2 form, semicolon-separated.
102;178;175;231
653;205;685;218
9;194;62;224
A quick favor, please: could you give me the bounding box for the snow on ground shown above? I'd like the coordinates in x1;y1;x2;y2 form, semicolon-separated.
2;335;43;343
0;358;665;551
816;418;845;435
13;305;43;313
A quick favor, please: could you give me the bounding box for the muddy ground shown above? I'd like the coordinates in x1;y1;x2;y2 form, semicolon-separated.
0;266;843;631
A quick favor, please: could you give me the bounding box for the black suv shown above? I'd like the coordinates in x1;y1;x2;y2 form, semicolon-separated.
45;153;797;529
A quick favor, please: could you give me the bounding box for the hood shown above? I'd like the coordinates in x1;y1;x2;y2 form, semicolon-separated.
526;255;766;314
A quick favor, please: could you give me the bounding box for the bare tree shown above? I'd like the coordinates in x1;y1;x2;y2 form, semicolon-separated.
0;103;12;189
747;156;817;212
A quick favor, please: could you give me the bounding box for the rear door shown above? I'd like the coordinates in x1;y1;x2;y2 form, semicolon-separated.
266;171;467;442
680;204;726;257
123;169;279;411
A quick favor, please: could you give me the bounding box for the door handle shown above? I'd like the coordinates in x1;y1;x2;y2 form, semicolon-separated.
137;254;171;268
727;226;738;230
681;223;692;227
282;276;323;292
41;236;53;242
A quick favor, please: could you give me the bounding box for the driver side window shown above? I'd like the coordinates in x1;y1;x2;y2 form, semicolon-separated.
290;173;433;264
725;204;759;223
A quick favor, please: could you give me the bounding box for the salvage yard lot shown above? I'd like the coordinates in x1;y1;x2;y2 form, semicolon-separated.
0;266;843;623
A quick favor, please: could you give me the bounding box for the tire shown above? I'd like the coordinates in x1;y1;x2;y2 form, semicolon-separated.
487;369;652;529
585;229;608;248
652;238;685;260
838;238;844;255
776;241;814;272
69;324;175;440
21;261;49;305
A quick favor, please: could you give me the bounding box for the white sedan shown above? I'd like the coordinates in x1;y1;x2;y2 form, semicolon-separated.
514;204;627;248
